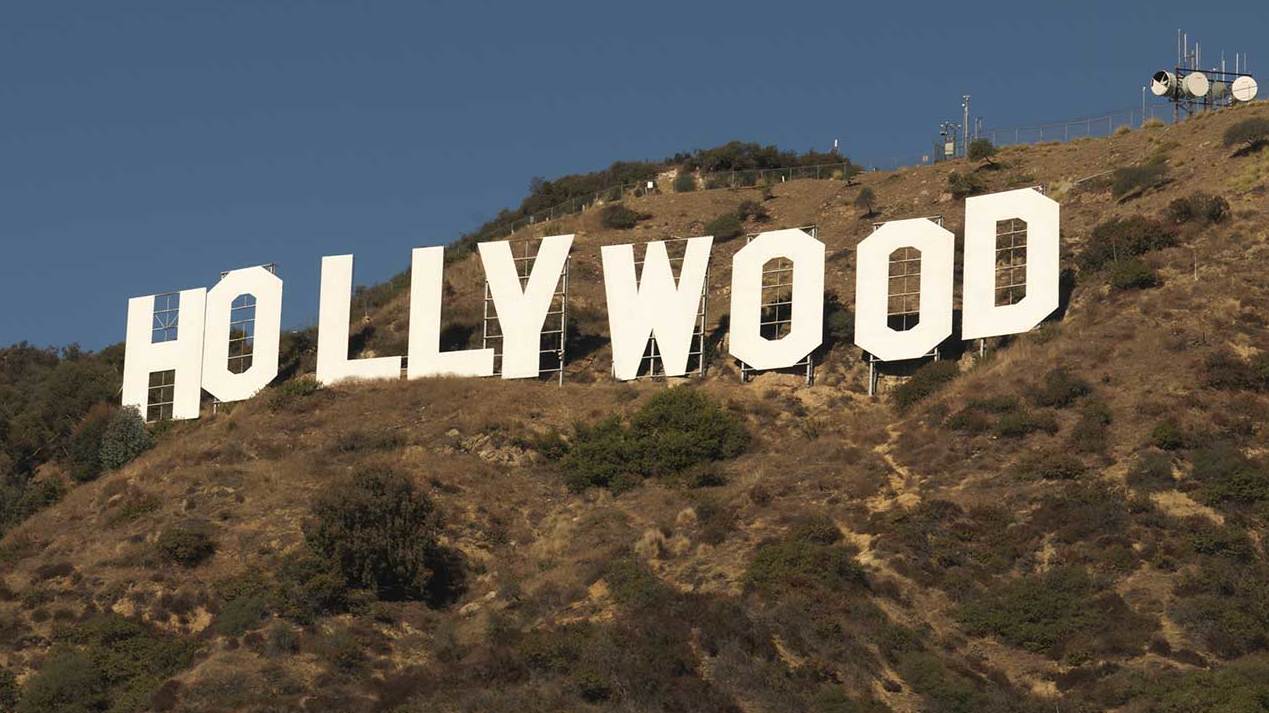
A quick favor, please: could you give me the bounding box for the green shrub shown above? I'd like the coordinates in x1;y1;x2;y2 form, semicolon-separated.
993;409;1058;438
1165;192;1230;225
629;388;750;472
853;186;876;216
735;199;769;222
672;173;696;193
1172;558;1269;657
599;204;649;230
704;212;743;241
1126;450;1174;491
16;651;106;713
1110;157;1168;198
1148;419;1188;451
557;389;748;492
967;138;997;163
1191;443;1268;506
1015;449;1085;480
273;551;353;624
1069;399;1112;454
892;361;959;413
213;594;269;637
304;468;464;604
1109;258;1160;290
156;524;216;568
1;478;64;534
893;651;995;713
0;668;16;713
824;298;853;347
1203;349;1268;391
66;404;114;482
946;171;985;198
265;377;321;411
958;566;1153;660
604;558;673;611
1079;215;1176;271
314;626;365;673
266;621;300;655
98;407;153;471
1124;656;1269;711
26;615;198;713
1222;116;1269;152
1031;368;1091;408
745;531;866;595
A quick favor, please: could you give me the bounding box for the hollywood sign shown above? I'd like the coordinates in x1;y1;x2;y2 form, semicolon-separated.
122;188;1059;420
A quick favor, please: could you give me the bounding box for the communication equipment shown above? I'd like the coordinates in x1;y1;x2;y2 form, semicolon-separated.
1182;71;1210;98
1151;70;1177;97
1231;75;1259;102
1152;30;1256;120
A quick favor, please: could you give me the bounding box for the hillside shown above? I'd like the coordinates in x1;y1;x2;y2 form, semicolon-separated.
1;103;1268;713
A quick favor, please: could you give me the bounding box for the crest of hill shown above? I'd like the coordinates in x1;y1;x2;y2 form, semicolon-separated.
0;103;1267;713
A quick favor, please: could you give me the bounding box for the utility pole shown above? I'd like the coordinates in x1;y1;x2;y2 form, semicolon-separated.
961;95;971;156
1141;86;1147;126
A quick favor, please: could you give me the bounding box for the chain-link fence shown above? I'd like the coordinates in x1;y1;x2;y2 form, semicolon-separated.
494;161;858;239
981;105;1173;149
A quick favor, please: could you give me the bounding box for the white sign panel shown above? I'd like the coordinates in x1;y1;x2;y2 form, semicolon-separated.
854;218;955;362
961;188;1060;340
120;188;1061;420
201;266;283;403
601;237;712;381
316;255;402;385
729;228;824;370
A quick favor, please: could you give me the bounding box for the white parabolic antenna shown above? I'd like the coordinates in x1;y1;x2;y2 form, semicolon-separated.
1182;72;1210;98
1232;75;1259;102
1151;70;1176;97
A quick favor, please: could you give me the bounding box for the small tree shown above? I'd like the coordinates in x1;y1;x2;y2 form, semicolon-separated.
672;172;696;193
735;199;769;222
1222;117;1269;154
66;404;115;482
967;138;997;165
98;407;153;471
305;468;464;604
1109;258;1160;290
947;171;985;199
704;212;743;241
854;186;876;217
156;523;216;567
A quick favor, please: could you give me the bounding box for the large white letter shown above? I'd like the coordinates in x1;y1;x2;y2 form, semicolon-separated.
201;266;283;402
601;237;712;381
316;255;401;385
854;219;954;361
962;188;1060;340
478;235;573;379
407;246;495;378
122;288;207;421
729;228;824;370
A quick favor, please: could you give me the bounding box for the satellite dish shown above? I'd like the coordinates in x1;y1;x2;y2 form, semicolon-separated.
1183;72;1209;98
1151;70;1176;97
1232;75;1259;102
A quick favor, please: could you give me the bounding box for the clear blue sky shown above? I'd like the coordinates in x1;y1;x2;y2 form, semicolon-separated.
3;0;1264;349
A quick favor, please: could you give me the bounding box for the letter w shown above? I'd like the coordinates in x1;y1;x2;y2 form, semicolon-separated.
600;237;712;380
